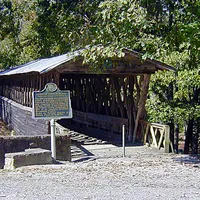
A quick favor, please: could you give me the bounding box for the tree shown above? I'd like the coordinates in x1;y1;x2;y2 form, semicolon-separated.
0;0;102;68
145;0;200;153
80;0;199;151
0;0;199;152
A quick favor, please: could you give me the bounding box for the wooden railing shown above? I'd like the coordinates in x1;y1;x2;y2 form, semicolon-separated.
72;110;128;134
139;120;174;153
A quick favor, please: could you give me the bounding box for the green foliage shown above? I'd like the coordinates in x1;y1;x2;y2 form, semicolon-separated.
146;0;200;129
0;0;39;68
0;0;102;68
80;0;167;67
0;0;199;131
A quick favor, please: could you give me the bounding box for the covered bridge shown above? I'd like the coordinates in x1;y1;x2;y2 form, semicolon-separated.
0;48;174;142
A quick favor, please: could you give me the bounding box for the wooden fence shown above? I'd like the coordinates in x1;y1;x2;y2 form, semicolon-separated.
139;120;174;153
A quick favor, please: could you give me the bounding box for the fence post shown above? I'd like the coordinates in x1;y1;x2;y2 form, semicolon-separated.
164;125;170;153
122;125;125;157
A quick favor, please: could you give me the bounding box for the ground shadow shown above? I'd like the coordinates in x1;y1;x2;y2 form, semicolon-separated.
58;119;144;163
172;154;200;165
58;119;143;147
77;145;95;156
73;145;96;163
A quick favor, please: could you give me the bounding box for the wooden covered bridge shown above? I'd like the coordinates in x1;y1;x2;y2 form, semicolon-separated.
0;48;174;142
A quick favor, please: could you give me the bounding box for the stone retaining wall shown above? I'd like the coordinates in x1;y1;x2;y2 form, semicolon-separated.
0;135;71;169
0;96;49;136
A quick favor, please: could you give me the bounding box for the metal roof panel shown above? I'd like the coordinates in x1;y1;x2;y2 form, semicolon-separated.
0;50;82;76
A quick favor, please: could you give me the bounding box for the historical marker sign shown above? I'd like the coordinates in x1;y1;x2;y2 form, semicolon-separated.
32;83;72;119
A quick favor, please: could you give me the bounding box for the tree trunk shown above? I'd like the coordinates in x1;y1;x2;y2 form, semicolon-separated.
167;82;174;149
174;123;179;153
184;119;194;154
185;88;200;154
192;120;199;154
168;122;174;152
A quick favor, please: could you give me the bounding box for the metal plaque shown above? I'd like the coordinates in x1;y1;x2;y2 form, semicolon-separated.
32;83;72;119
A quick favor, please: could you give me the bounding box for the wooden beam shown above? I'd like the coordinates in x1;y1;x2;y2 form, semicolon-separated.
133;74;151;142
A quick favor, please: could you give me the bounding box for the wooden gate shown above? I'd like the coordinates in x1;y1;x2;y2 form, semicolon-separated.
140;120;174;153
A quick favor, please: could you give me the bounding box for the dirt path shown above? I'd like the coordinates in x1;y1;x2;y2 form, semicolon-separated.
0;145;199;200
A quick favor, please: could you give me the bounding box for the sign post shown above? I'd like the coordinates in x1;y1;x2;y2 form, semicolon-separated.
50;119;56;160
32;83;72;161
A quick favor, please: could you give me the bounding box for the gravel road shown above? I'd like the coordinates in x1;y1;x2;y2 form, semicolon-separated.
0;145;199;200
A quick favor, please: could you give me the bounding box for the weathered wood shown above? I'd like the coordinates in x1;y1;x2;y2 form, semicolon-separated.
110;77;116;116
133;74;150;142
127;76;134;141
139;120;150;144
0;71;152;141
73;110;128;134
113;78;125;118
141;122;174;153
39;76;42;90
134;76;141;106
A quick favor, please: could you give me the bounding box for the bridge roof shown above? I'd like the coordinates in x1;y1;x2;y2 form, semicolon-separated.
0;48;175;77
